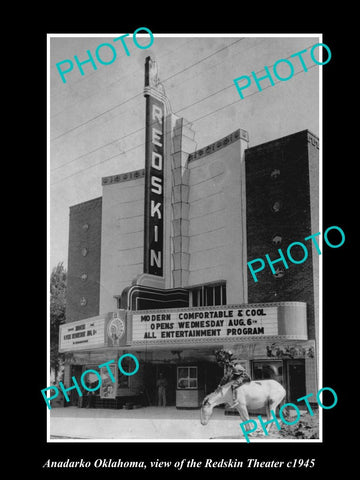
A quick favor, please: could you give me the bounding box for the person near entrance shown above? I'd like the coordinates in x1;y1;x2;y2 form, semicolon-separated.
156;372;168;407
216;350;251;406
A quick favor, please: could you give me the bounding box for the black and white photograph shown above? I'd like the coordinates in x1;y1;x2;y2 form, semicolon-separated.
40;26;351;473
48;33;324;441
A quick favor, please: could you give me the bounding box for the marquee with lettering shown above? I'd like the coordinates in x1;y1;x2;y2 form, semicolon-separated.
131;306;279;345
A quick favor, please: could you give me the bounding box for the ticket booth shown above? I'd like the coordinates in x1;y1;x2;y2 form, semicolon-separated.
175;362;223;409
176;366;202;408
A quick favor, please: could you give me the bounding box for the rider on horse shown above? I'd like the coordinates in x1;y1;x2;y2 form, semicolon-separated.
215;350;251;406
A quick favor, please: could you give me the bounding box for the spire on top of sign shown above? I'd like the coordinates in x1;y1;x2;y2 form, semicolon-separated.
144;56;172;114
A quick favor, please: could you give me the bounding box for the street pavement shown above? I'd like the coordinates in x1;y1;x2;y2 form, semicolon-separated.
50;406;250;441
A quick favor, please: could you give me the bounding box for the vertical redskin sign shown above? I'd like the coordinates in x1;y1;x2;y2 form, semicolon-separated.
143;57;165;276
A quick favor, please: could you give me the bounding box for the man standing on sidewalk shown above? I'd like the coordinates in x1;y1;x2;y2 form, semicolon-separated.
156;372;168;407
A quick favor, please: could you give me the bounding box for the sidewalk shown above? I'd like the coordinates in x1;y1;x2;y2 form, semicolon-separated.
50;406;248;441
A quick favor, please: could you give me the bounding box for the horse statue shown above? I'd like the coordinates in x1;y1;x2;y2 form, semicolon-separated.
200;379;286;436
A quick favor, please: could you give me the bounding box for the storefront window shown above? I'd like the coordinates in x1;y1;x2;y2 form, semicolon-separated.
252;361;283;385
177;366;198;389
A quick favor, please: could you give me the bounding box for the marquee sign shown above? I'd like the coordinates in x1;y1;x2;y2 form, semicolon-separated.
131;306;279;345
59;311;129;352
59;316;106;352
143;56;165;277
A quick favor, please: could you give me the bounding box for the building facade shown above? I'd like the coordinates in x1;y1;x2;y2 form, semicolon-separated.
59;56;319;410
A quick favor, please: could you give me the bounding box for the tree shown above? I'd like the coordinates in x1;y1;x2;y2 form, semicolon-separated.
50;262;67;383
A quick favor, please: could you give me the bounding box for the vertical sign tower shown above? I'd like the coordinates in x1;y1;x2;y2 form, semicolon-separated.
143;56;167;277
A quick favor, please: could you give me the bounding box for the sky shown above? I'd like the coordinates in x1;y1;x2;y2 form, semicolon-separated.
49;33;321;271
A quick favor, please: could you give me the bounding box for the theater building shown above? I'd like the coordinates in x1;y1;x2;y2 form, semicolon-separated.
59;56;319;410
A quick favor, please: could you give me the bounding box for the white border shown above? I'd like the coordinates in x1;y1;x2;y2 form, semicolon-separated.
47;32;323;444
